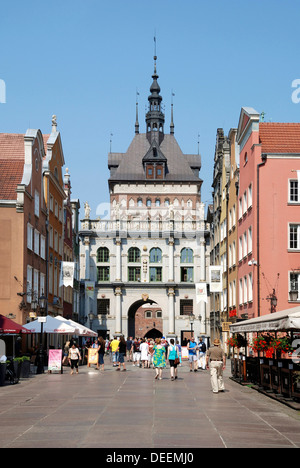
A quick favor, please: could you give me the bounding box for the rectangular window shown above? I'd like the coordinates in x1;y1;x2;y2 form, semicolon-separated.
244;276;248;303
128;267;141;282
180;267;194;282
289;180;299;203
97;266;110;282
27;223;33;250
97;298;110;315
41;235;46;260
33;269;39;297
34;230;40;256
248;273;253;302
27;266;33;303
289;224;300;249
40;273;45;296
180;299;193;316
248;226;252;254
239;278;243;305
239;236;243;262
248;184;253;208
150;266;162;282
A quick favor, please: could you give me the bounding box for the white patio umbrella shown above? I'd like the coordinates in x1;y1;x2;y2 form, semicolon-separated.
23;315;80;334
55;316;97;337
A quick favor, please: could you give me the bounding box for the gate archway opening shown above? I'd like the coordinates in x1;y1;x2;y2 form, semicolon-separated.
128;298;163;339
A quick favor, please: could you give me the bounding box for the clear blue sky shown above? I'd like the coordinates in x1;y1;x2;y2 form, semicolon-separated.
1;0;299;217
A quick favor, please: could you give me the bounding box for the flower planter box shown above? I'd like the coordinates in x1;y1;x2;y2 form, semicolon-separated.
20;359;30;378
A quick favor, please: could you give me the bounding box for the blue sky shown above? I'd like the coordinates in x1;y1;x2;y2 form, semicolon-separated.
0;0;300;217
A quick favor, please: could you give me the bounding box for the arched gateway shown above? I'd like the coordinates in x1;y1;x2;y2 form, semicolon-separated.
128;299;163;339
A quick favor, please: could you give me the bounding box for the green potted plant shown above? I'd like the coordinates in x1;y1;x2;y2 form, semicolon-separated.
20;356;31;378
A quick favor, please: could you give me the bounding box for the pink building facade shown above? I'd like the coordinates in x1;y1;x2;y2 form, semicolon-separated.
237;107;300;320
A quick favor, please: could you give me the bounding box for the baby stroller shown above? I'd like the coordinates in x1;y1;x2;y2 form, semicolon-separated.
5;358;19;385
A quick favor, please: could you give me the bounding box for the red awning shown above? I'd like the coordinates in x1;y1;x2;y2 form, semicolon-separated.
0;314;31;334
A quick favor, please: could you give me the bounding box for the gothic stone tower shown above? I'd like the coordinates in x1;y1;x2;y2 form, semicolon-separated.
80;54;207;341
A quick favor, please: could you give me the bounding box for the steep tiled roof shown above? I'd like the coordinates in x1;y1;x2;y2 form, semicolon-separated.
108;134;202;182
0;133;24;200
259;123;300;153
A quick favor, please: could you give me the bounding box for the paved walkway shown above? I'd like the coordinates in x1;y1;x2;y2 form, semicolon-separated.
0;359;300;449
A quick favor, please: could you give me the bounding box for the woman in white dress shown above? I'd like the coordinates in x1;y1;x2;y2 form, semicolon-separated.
139;339;149;369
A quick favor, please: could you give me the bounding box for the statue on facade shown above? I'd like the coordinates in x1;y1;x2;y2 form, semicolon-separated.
84;201;91;219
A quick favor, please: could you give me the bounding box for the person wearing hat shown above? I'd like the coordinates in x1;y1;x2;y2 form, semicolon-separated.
206;339;226;393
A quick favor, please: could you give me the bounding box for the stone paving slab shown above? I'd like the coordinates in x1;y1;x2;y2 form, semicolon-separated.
0;359;300;449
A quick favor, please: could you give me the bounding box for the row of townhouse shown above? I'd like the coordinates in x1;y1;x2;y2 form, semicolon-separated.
209;107;300;341
0;117;80;326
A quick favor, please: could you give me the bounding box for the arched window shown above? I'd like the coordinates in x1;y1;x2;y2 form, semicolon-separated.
180;248;193;263
128;247;141;263
150;247;162;263
97;247;109;263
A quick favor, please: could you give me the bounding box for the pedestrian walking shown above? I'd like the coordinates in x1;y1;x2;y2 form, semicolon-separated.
126;337;133;362
140;338;149;368
148;339;154;368
117;336;127;371
198;337;207;370
110;336;120;367
153;338;166;380
187;337;198;372
206;339;226;394
68;343;81;375
132;338;141;367
97;336;106;371
167;338;180;380
176;340;182;366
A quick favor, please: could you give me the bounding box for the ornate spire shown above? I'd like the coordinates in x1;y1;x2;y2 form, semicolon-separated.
135;89;139;134
170;91;175;135
145;53;165;145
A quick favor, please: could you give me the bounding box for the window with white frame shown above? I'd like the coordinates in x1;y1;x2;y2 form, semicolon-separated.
289;224;300;250
233;280;236;306
232;204;236;227
248;273;253;302
40;273;45;297
248;226;252;254
243;232;247;258
40;235;46;260
232;241;236;266
33;269;39;298
239;198;242;219
248;184;253;208
289;180;299;203
239;278;243;305
34;230;40;256
27;265;33;303
244;276;248;303
239;236;243;262
243;191;247;215
27;223;33;250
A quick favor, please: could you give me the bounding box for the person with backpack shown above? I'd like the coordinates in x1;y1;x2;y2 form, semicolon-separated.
198;337;207;370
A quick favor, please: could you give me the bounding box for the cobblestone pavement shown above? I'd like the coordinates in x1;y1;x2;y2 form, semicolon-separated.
0;359;300;449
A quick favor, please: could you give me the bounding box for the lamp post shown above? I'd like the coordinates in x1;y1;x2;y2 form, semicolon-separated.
189;313;195;339
36;293;47;374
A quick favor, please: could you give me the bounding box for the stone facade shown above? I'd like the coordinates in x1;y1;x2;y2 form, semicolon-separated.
79;55;209;342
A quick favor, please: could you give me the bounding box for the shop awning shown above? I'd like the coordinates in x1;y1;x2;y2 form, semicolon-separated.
55;316;98;337
23;315;80;334
0;314;31;334
230;306;300;333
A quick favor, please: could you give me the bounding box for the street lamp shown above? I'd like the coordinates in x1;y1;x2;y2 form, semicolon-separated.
189;313;195;338
36;293;48;374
